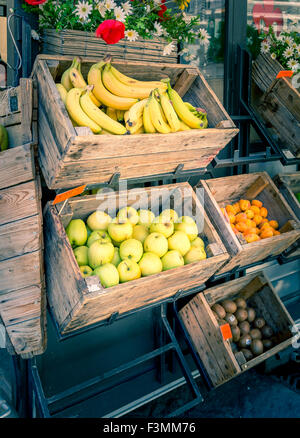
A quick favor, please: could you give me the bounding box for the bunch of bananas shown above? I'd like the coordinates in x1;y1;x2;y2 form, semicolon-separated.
56;57;208;135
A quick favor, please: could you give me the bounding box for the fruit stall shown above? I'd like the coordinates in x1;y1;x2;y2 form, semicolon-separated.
0;0;300;421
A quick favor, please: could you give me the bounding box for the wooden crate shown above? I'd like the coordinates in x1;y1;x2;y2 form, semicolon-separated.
32;54;239;190
0;143;46;358
42;29;178;64
44;182;229;335
197;172;300;275
179;272;298;388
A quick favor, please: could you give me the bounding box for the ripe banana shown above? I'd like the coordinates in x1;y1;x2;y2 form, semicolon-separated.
133;125;145;134
143;100;156;134
125;98;148;134
88;63;138;110
65;88;102;134
61;58;77;91
80;87;127;135
179;120;191;131
69;65;101;107
116;109;124;122
110;63;168;91
148;92;171;134
106;107;118;121
56;83;68;104
157;89;180;133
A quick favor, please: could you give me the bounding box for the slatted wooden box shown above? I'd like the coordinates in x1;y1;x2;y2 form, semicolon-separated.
179;272;298;388
197;172;300;276
44;182;229;335
32;54;239;190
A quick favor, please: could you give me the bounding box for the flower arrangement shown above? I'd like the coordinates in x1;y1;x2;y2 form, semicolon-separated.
23;0;209;57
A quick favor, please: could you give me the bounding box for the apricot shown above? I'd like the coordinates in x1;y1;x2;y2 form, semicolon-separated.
239;199;251;211
245;209;255;219
250;205;260;215
220;207;225;215
236;222;248;233
253;214;263;226
260;228;274;239
269;220;279;230
258;218;269;228
273;230;281;236
235;213;247;223
251;199;263;208
228;213;236;224
244;233;260;243
225;205;235;215
260;207;268;218
233;202;241;214
231;224;238;234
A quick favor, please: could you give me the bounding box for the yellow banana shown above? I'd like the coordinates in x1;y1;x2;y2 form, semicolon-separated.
148;92;171;134
125;98;148;134
69;66;101;107
106;107;118;121
61;58;77;91
65;88;102;134
116;109;124;122
80;87;127;135
88;63;138;110
157;89;180;133
56;83;68;104
143;99;156;134
133;125;145;134
110;64;168;91
100;129;114;135
179;120;191;131
124;110;129;124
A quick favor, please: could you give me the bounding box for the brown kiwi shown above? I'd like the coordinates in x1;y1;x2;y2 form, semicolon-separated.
235;297;247;309
261;325;273;339
251;339;264;356
262;339;273;350
247;308;256;323
231;326;241;343
254;317;266;329
241;348;254;361
225;313;238;326
250;328;262;340
211;303;226;320
239;320;250;335
211;310;219;320
221;299;237;314
239;334;252;348
235;308;248;322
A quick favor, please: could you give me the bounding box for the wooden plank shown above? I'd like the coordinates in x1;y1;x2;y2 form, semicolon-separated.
245;175;269;199
0;284;42;326
19;78;33;145
0;144;35;190
252;53;283;93
274;174;300;221
173;68;198;97
5;315;46;357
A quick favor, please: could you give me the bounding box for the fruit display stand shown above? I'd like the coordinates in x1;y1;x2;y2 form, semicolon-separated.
31;54;238;190
177;272;299;388
44;182;229;335
197;172;300;277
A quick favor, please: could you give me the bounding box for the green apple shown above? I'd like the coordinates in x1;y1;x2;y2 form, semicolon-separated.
139;252;163;277
111;247;122;267
66;219;87;247
108;219;133;243
88;240;114;269
80;265;93;277
87;230;111;247
118;259;141;283
175;216;198;241
159;209;178;223
150;217;174;238
73;245;89;266
191;237;205;249
132;224;149;244
168;231;191;256
184;247;207;265
93;263;119;288
87;210;111;231
120;238;143;263
138;209;155;228
144;232;168;258
117;206;139;225
86;225;92;238
161;250;184;271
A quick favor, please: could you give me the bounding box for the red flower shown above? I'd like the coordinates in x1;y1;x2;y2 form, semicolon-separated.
96;20;125;45
157;0;168;22
24;0;47;5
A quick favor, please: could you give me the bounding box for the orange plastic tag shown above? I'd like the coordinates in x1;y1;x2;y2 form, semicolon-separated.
53;185;87;205
220;323;232;341
276;70;293;79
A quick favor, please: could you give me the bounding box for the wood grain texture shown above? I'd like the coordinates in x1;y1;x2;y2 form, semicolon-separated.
0;143;35;190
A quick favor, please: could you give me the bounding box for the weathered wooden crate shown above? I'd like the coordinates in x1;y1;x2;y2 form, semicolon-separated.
0;143;46;358
197;172;300;275
44;182;229;335
42;29;178;64
32;54;238;190
179;272;298;388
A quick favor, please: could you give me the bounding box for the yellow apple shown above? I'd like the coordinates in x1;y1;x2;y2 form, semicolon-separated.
87;230;112;247
161;250;184;271
144;232;168;258
138;209;155;228
80;265;93;277
119;238;143;263
86;210;111;231
65;219;87;247
111;247;122;267
132;224;149;244
159;209;178;223
86;225;92;238
73;245;89;266
108;219;133;243
175;216;198;241
117;206;139;225
150;217;174;238
168;231;191;256
93;263;119;288
191;237;205;249
88;240;114;269
184;247;207;265
139;252;163;277
118;259;141;283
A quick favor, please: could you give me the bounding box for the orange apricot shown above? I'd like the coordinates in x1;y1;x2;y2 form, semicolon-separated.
258;218;269;228
243;233;260;243
260;228;274;239
228;213;236;224
230;224;238;234
273;230;281;236
233;202;241;214
239;199;251;211
220;207;225;215
260;207;268;218
253;214;263;226
225;205;235;215
245;209;255;219
236;222;249;233
269;220;279;230
251;199;263;208
250;205;260;215
235;213;247;223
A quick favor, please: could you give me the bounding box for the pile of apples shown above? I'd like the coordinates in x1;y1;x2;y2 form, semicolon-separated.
221;199;280;243
65;207;207;288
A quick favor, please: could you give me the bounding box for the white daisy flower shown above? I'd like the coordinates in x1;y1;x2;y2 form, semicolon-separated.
97;1;107;18
271;52;276;60
287;58;299;71
74;1;93;21
296;45;300;56
104;0;116;10
122;1;133;16
146;5;151;13
31;29;40;41
125;29;139;42
291;42;298;50
114;6;126;22
163;42;176;56
283;46;293;58
153;0;162;5
178;48;189;56
199;28;210;46
285;36;293;46
154;21;163;37
261;41;270;54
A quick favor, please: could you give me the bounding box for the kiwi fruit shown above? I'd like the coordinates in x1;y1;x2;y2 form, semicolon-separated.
247;308;256;323
231;326;241;343
261;325;273;339
250;328;262;340
262;339;273;350
239;334;252;348
235;297;247;309
251;339;264;356
225;313;238;326
241;348;254;361
239;320;250;335
211;303;226;320
235;308;248;322
221;299;237;314
254;317;266;329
